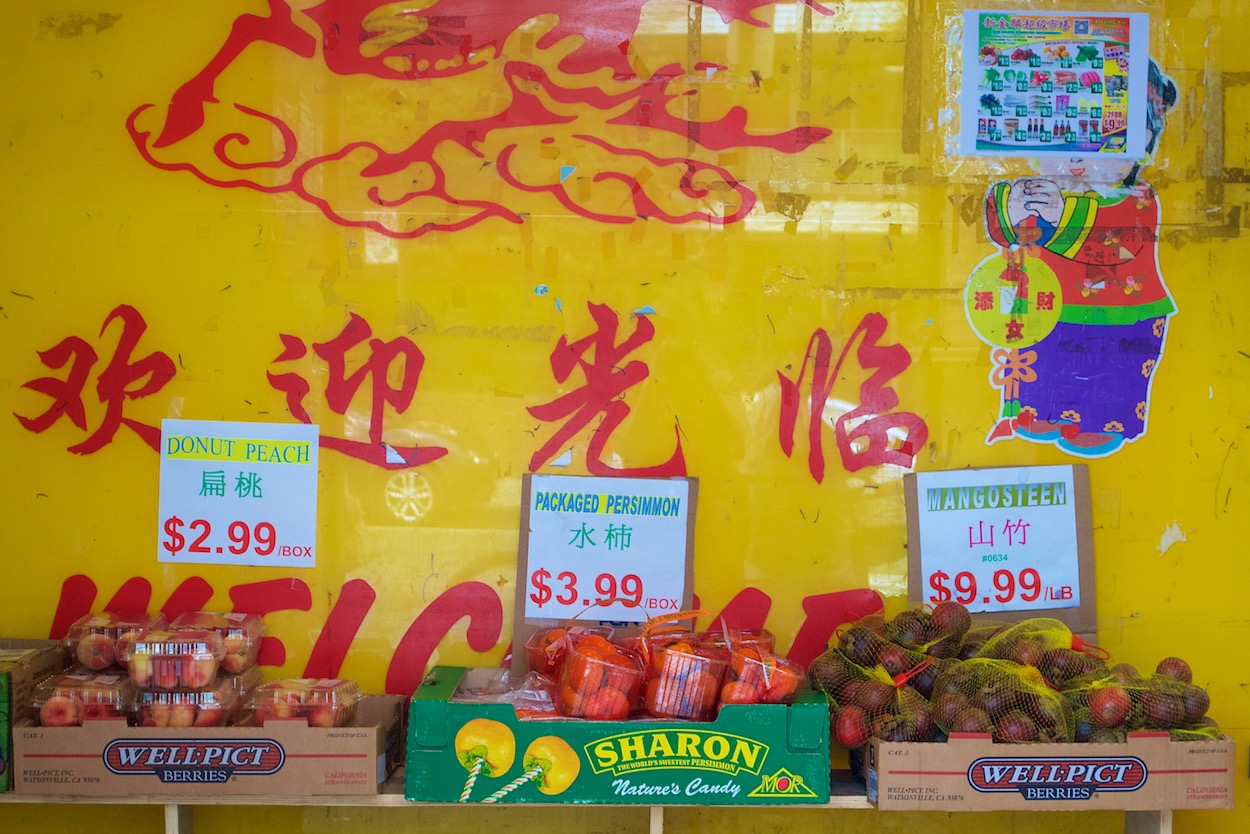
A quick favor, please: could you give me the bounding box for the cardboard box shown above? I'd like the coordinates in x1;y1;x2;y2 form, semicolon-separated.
861;732;1235;811
406;666;830;805
12;693;404;796
0;638;73;792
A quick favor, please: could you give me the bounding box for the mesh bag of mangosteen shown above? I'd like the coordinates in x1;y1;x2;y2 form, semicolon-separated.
973;617;1109;681
1167;722;1224;742
831;681;937;748
1064;660;1213;739
874;600;973;659
956;619;1012;660
930;657;1074;743
827;616;950;676
809;646;947;747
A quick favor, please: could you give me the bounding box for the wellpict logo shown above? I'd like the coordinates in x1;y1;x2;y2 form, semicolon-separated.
968;756;1147;800
103;738;285;783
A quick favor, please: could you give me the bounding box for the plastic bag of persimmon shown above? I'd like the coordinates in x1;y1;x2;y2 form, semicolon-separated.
619;609;739;722
557;632;646;721
713;629;805;708
695;626;776;657
523;624;614;679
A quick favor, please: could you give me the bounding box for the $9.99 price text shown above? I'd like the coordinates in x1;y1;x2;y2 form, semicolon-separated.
928;567;1073;607
529;568;650;611
162;516;309;558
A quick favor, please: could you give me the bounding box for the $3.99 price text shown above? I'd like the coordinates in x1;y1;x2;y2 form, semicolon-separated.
162;516;294;557
928;567;1058;606
529;568;647;611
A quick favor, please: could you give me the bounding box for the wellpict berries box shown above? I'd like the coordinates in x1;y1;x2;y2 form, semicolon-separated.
11;694;404;797
859;731;1235;811
405;666;831;805
0;639;73;792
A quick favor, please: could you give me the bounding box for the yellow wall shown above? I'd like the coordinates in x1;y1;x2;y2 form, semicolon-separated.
1;0;1247;830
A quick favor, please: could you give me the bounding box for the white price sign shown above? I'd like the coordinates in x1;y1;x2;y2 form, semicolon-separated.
157;419;319;567
913;465;1082;614
523;475;691;622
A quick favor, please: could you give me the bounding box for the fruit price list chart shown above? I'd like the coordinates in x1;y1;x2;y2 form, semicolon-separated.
959;10;1149;157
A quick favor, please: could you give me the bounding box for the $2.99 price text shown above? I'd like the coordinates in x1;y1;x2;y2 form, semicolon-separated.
162;516;301;558
529;568;647;611
928;567;1063;607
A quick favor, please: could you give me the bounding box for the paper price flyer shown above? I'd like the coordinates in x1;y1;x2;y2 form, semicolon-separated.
960;10;1149;157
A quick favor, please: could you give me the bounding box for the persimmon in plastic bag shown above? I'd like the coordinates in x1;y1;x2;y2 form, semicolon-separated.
695;627;776;658
558;635;645;720
720;646;805;706
930;658;1074;743
524;624;614;678
644;639;727;720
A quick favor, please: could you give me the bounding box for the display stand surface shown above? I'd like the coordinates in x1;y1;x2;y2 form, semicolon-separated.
0;768;1176;834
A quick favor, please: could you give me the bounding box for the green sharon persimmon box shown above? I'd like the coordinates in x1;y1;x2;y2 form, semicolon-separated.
405;666;831;805
1;639;73;792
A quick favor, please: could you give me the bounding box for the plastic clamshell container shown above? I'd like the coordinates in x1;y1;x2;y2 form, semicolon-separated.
721;647;806;706
634;629;699;674
558;639;646;720
645;645;728;721
221;663;265;698
246;678;361;727
523;624;613;678
133;677;239;727
696;627;777;658
220;664;266;722
34;672;137;726
171;610;266;674
121;629;226;691
65;611;169;671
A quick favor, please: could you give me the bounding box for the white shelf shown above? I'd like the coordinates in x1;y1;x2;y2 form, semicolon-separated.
0;768;1174;834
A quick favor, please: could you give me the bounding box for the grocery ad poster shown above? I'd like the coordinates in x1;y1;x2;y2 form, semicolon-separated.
960;10;1149;157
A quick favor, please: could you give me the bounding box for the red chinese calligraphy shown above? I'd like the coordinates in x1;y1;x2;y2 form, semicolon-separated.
528;302;685;476
16;305;175;454
778;313;929;480
268;313;447;469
